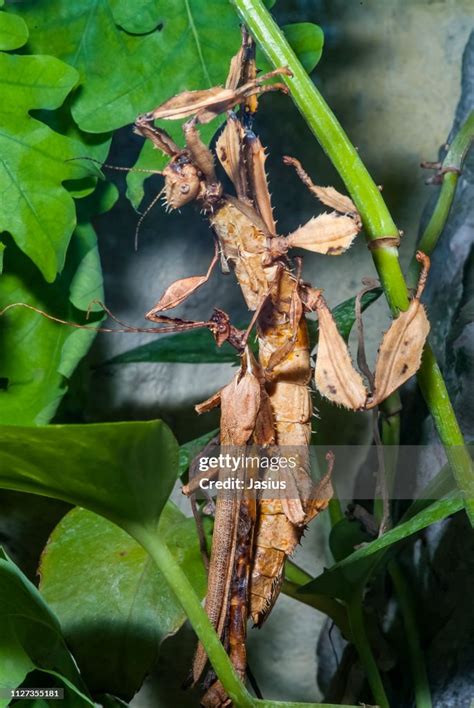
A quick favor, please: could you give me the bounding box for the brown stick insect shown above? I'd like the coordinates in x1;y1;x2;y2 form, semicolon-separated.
0;25;431;708
126;26;431;706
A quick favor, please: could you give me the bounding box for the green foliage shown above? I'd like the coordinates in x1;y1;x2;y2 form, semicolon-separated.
0;8;28;50
0;548;93;707
0;420;178;533
0;52;100;281
0;228;103;424
39;503;208;700
301;493;463;601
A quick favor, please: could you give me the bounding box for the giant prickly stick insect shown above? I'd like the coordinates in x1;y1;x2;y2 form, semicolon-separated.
130;27;431;707
0;27;430;708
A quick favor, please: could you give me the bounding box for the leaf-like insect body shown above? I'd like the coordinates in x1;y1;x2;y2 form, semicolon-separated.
220;356;261;446
143;67;291;125
146;244;218;314
147;86;226;121
147;274;209;313
283;157;361;224
368;252;431;407
246;133;276;235
195;390;222;415
309;185;359;220
315;294;368;409
287;212;360;255
216;116;247;199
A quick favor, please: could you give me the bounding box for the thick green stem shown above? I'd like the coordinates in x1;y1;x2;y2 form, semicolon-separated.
134;527;255;708
230;0;474;525
407;111;474;286
346;593;390;708
388;561;432;708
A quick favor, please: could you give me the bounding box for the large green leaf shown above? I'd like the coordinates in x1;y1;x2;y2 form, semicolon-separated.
0;226;104;425
10;1;323;209
39;503;207;700
0;52;100;282
0;420;179;533
101;289;382;366
0;549;93;707
14;0;242;135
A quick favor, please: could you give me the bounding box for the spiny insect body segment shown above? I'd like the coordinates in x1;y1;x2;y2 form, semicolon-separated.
134;29;430;708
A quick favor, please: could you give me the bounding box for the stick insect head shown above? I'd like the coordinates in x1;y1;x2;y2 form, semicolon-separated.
161;153;204;209
135;116;205;210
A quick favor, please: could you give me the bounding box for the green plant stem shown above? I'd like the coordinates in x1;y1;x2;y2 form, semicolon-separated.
231;0;474;525
283;560;351;638
346;593;390;708
388;561;432;708
407;111;474;286
328;497;344;527
135;527;255;708
379;396;432;707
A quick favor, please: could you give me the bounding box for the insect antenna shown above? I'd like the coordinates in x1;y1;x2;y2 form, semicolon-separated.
67;157;166;251
66;156;163;176
134;185;166;251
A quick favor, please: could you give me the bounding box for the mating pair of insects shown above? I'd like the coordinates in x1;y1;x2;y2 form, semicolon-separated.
3;26;430;708
127;28;430;707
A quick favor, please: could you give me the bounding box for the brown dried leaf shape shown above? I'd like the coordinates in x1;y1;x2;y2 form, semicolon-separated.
283;156;361;224
368;251;430;407
220;351;261;446
287;212;360;255
309;185;359;220
146;244;218;314
314;292;368;409
216;116;247;199
145;68;291;124
246;134;276;235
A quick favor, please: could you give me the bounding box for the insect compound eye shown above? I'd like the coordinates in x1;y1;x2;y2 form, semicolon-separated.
180;184;191;194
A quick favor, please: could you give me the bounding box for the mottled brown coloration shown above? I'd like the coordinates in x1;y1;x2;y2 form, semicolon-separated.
286;212;360;255
138;66;291;125
314;292;368;410
367;251;430;407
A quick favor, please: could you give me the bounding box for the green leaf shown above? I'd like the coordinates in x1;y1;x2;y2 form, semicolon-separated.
179;428;219;475
0;230;103;425
11;1;324;212
0;549;93;707
300;494;463;600
39;503;207;700
329;517;372;563
0;420;179;534
0;52;100;282
0;9;28;50
0;241;4;274
101;290;382;367
13;0;242;134
103;327;242;366
281;23;324;74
